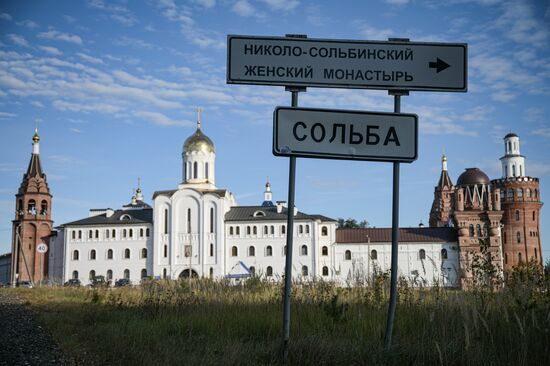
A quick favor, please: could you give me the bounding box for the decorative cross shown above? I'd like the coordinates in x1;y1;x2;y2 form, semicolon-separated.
196;107;203;129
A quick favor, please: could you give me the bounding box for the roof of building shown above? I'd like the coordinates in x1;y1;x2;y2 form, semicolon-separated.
183;127;215;154
63;208;153;226
25;153;43;178
336;227;457;243
122;200;152;209
225;206;336;222
456;168;490;186
437;169;453;189
152;188;229;199
504;132;518;139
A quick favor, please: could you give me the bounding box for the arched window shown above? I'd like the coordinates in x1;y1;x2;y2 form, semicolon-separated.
345;250;351;260
512;165;516;177
193;161;198;179
371;249;378;260
517;188;523;199
209;267;213;279
535;189;538;198
248;246;255;256
508;188;514;200
105;229;110;239
469;224;474;237
107;249;113;259
281;225;286;235
263;225;268;235
298;225;303;234
187;208;191;233
532;211;536;221
266;266;273;277
72;270;78;279
141;269;147;279
141;248;147;259
235;226;240;235
305;225;310;234
526;188;531;198
210;207;214;233
123;229;127;238
73;250;79;260
72;231;76;240
78;230;82;239
124;248;130;259
419;249;426;260
205;162;209;179
40;200;48;215
90;249;96;260
163;268;167;279
140;228;144;237
270;225;275;235
253;226;257;235
27;199;36;214
95;230;99;239
516;232;521;243
112;229;116;238
301;245;308;256
322;246;328;256
210;243;214;257
231;246;238;257
17;199;23;214
229;227;234;235
129;229;133;238
247;226;251;235
163;245;168;258
515;210;520;221
146;228;150;237
283;246;287;256
500;189;505;201
124;269;130;279
504;253;508;264
322;266;329;276
89;270;95;280
302;265;308;276
249;266;255;276
322;226;328;236
88;230;93;239
518;252;522;263
441;249;448;260
164;209;169;234
107;270;112;280
476;224;482;237
266;246;273;256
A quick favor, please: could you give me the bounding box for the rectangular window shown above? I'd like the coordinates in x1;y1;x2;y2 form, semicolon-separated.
164;209;168;234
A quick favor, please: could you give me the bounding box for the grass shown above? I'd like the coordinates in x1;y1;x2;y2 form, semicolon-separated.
4;269;550;366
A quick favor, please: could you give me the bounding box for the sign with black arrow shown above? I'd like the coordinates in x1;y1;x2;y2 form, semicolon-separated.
228;35;467;92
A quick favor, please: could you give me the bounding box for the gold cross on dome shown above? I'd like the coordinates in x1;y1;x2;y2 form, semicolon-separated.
196;107;203;129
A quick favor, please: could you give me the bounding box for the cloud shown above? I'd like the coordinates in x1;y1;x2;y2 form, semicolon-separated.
63;15;76;23
232;0;257;17
385;0;409;5
493;0;548;47
358;24;394;40
167;65;192;77
30;101;45;108
38;46;62;55
52;100;123;114
7;34;29;47
0;112;16;119
260;0;299;11
113;36;155;49
38;30;83;44
76;52;104;64
17;19;39;29
528;162;550;177
194;0;216;8
70;128;81;133
88;0;138;26
134;111;193;127
531;128;550;138
0;12;12;21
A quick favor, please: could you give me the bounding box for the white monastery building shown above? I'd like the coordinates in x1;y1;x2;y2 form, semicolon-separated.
46;116;461;287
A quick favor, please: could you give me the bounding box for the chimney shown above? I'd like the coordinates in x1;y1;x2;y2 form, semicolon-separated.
276;201;286;214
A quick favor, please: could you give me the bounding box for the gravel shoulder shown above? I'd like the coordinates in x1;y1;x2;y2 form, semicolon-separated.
0;290;72;366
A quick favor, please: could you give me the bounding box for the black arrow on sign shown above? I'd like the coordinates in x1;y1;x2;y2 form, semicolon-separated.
428;58;450;73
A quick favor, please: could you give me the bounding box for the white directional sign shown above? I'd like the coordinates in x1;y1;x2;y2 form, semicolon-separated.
36;243;48;253
228;35;467;92
273;107;418;162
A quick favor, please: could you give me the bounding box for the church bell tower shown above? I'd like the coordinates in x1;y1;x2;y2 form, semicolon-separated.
11;129;53;284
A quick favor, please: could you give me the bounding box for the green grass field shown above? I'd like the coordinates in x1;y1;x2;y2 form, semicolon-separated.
4;265;550;365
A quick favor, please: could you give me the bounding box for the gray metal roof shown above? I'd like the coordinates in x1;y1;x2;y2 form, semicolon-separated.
152;188;229;199
336;227;457;243
225;206;336;222
63;208;153;226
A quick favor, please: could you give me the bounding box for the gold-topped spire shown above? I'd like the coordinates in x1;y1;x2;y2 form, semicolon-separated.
442;154;447;162
136;177;141;193
196;107;203;129
32;127;40;143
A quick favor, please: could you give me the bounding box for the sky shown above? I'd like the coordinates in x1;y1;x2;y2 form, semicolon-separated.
0;0;549;258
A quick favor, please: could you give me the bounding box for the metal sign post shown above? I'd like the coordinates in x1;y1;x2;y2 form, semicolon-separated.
36;243;48;286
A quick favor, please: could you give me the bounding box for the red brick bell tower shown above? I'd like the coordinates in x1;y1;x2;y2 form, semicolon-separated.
11;129;53;284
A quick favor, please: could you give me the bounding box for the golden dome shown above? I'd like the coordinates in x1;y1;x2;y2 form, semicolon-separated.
183;127;215;154
32;129;40;143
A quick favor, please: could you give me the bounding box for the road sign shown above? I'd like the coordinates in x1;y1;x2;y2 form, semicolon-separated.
36;243;48;253
227;35;467;91
273;107;418;163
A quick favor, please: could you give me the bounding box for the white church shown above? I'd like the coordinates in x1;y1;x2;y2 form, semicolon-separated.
48;116;459;287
